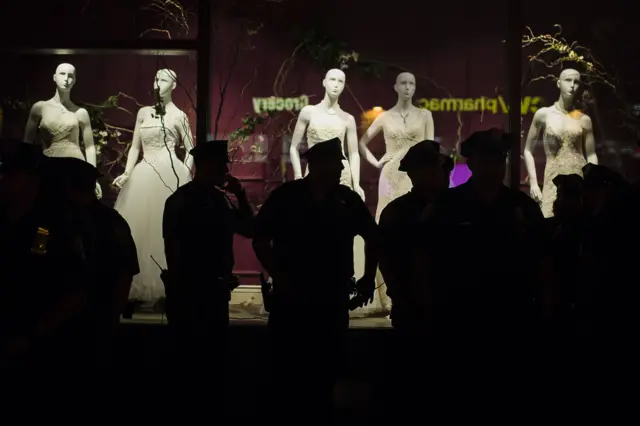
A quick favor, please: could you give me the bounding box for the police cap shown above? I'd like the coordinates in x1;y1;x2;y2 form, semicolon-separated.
44;157;101;186
460;128;513;158
552;173;583;195
190;140;230;163
398;139;441;172
582;163;626;189
301;137;346;162
0;139;47;175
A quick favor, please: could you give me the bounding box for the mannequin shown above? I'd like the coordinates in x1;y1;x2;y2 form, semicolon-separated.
358;72;434;314
24;63;101;197
112;69;194;304
524;68;597;217
359;72;434;220
289;68;364;199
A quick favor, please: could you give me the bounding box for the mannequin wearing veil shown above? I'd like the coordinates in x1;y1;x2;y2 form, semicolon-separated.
112;69;194;304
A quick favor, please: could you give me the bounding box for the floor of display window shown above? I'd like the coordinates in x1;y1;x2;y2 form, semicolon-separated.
121;303;393;328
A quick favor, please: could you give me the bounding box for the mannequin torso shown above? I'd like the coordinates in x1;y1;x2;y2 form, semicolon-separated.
24;63;100;197
524;69;597;218
289;68;364;199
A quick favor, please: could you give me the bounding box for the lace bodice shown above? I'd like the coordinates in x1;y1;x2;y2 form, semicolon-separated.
40;111;80;145
306;112;347;152
139;125;180;155
543;113;585;162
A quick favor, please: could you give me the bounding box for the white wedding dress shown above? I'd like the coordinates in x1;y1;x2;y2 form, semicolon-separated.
114;123;192;302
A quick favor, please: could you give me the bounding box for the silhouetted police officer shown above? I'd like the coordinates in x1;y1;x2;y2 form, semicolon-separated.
163;140;253;368
378;139;452;332
418;128;544;339
44;157;139;366
253;137;378;418
0;141;90;367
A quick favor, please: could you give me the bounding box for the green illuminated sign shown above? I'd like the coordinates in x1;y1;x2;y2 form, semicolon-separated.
253;95;309;114
417;96;542;115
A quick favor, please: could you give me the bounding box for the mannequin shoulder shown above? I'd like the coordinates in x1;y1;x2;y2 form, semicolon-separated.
298;105;315;119
29;100;47;114
136;106;153;119
531;106;550;123
579;113;593;127
416;106;433;117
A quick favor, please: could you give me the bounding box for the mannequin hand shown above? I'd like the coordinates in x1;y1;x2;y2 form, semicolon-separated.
112;173;129;189
293;174;303;180
355;186;365;201
530;184;543;202
376;159;389;169
95;182;102;199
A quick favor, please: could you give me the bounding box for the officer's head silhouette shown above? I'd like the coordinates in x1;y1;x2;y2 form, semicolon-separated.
461;128;512;187
399;139;448;193
302;138;345;185
552;173;584;220
190;140;230;187
44;157;101;208
0;139;47;208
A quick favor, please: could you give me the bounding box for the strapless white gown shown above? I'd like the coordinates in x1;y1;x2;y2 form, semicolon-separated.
114;125;192;302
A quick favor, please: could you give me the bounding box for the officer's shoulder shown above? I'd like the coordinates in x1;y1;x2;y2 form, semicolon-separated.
165;182;192;208
269;180;305;199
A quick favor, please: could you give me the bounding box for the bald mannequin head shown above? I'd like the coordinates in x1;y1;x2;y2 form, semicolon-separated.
394;72;416;100
557;68;581;99
53;63;76;92
323;68;346;98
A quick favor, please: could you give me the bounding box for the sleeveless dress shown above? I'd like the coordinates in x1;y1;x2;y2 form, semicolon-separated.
540;110;588;218
375;112;429;220
39;112;85;160
114;123;192;302
373;111;429;313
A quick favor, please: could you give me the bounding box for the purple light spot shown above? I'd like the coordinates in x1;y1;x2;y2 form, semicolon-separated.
450;163;472;188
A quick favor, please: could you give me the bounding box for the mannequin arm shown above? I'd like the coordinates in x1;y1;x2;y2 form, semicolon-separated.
424;109;434;140
24;101;44;143
523;109;544;185
583;115;598;164
345;116;362;189
123;108;145;175
77;108;96;166
178;111;195;174
290;106;311;179
358;114;384;168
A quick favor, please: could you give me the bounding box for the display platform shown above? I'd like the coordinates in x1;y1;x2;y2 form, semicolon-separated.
121;303;393;329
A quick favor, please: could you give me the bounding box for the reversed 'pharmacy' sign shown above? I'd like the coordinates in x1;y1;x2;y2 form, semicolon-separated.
417;96;542;115
253;95;309;114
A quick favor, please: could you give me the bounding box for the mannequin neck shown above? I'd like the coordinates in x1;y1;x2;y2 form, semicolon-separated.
53;89;71;105
395;97;413;112
556;94;575;112
322;93;339;109
158;94;173;107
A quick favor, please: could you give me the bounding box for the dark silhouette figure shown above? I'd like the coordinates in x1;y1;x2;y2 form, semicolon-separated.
44;157;139;366
378;139;451;332
543;173;585;334
417;129;545;339
0;141;91;367
162;139;253;369
577;163;638;338
253;137;378;419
